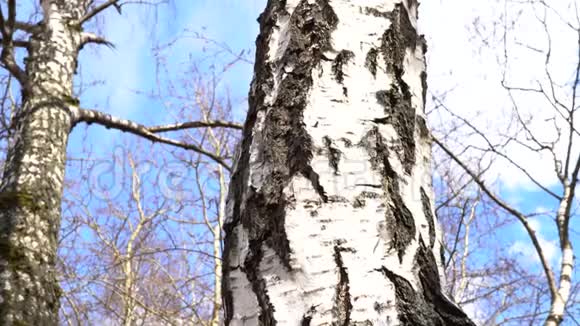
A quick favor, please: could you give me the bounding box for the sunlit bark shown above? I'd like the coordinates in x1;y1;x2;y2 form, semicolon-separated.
222;1;475;325
0;1;87;324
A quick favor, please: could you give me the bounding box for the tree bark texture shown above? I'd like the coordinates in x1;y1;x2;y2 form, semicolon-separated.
222;0;476;325
0;1;88;324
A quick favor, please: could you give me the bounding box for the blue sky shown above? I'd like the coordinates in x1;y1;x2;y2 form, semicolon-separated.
69;0;263;154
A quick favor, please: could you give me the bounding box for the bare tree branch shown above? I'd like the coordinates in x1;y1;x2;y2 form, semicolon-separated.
80;32;115;48
13;21;39;33
432;135;558;301
0;1;27;85
73;107;232;171
148;120;243;133
0;39;28;48
432;95;561;199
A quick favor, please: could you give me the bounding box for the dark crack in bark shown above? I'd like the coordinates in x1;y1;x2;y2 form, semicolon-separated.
244;241;277;326
359;127;415;262
333;245;352;325
420;187;436;248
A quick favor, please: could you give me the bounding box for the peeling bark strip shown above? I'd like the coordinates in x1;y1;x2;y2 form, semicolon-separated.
0;2;87;324
223;1;475;325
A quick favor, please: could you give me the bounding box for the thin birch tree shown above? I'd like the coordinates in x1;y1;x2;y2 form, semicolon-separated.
430;1;580;324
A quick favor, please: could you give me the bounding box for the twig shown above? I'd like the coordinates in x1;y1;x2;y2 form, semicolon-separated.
78;0;122;26
148;120;243;133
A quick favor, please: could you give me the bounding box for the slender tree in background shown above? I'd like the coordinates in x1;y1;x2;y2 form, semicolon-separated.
222;0;474;324
430;0;580;324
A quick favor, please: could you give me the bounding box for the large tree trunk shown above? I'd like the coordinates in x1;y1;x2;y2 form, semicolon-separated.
222;0;476;325
0;1;87;324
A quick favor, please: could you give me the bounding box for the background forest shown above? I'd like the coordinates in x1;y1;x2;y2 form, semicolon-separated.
0;0;579;325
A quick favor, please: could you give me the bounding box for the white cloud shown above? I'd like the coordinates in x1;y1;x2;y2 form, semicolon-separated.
421;0;580;191
509;236;559;266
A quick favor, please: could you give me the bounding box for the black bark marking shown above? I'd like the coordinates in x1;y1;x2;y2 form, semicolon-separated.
302;165;329;202
375;88;415;175
561;273;572;282
332;49;354;84
245;241;277;325
223;0;339;323
416;115;429;139
377;4;423;174
379;240;475;326
352;198;364;209
338;137;353;148
354;183;382;188
381;4;417;75
440;241;446;267
359;127;415;262
420;69;428;108
301;306;317;325
353;191;381;208
371;116;392;124
333;245;352;325
415;239;477;325
328;195;349;203
546;315;563;324
323;136;342;175
364;7;393;19
420;187;436;248
365;48;378;77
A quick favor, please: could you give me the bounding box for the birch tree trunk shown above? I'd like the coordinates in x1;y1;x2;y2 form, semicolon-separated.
0;1;87;324
222;1;476;325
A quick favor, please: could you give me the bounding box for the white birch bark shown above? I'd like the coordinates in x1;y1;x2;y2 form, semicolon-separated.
546;184;575;325
0;1;88;324
222;1;476;325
